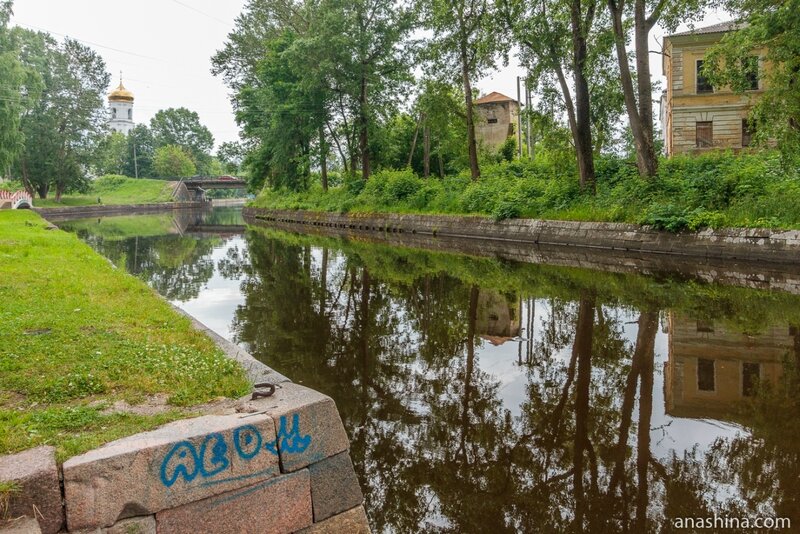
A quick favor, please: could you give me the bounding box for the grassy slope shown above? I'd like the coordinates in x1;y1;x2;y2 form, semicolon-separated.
34;176;175;208
0;211;249;460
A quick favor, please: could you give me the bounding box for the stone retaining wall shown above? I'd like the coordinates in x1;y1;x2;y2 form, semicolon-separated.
34;202;210;221
1;319;369;534
243;208;800;295
243;208;800;264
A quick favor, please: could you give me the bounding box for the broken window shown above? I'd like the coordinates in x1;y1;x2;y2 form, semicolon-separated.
742;119;755;147
698;358;715;391
742;362;760;397
744;56;759;90
696;121;713;148
696;60;713;93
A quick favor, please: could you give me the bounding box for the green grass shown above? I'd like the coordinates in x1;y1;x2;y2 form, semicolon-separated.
250;151;800;231
0;210;250;460
34;175;175;208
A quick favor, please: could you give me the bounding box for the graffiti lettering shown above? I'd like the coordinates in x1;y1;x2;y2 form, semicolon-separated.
265;414;312;455
158;415;312;488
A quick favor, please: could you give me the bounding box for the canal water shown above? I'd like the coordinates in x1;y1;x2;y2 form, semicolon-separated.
59;207;800;533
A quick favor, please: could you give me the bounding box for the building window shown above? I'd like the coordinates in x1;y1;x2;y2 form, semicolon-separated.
698;358;715;391
696;60;713;93
744;56;759;90
111;107;117;118
487;118;498;124
696;121;713;148
128;108;132;119
742;119;755;147
742;362;760;397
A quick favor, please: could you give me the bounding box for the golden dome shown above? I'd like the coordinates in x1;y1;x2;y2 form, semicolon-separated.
108;81;134;103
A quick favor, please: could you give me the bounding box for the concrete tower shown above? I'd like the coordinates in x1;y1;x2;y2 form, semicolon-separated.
108;76;135;135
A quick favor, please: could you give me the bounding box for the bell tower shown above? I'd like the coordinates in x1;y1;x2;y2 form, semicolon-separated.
108;73;135;135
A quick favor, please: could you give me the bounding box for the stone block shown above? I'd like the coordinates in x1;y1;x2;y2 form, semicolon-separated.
308;452;363;522
106;516;156;534
0;446;62;534
155;469;312;534
0;517;41;534
63;414;279;531
239;383;350;473
297;506;371;534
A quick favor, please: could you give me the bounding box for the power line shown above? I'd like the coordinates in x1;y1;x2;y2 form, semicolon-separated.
13;21;164;62
168;0;231;27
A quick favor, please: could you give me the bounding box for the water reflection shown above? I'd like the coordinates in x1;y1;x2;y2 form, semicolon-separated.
61;209;800;533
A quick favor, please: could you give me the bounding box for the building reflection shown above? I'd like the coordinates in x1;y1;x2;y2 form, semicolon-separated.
665;312;793;420
475;290;521;346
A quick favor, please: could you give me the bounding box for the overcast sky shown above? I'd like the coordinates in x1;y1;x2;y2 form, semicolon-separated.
10;0;729;151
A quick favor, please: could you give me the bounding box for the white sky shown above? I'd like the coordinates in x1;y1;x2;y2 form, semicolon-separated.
10;1;730;150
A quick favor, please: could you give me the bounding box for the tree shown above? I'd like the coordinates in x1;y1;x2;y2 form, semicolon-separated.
606;0;707;176
0;1;35;176
124;124;156;178
503;0;611;191
704;0;800;160
150;107;214;173
217;141;246;175
94;132;128;176
14;32;109;200
423;0;499;181
153;145;196;178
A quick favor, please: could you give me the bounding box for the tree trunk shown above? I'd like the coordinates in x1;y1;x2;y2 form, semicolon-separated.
423;122;431;178
572;293;596;531
320;126;328;192
408;113;422;168
359;70;370;181
608;0;659;177
437;141;445;177
570;1;597;192
459;285;480;459
461;42;481;181
635;313;656;532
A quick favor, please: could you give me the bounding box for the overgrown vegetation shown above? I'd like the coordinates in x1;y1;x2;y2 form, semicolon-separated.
251;151;800;231
0;210;250;460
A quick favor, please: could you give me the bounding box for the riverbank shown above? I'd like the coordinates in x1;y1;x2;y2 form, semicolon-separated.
243;207;800;265
31;175;178;208
250;152;800;231
0;210;250;460
34;200;209;220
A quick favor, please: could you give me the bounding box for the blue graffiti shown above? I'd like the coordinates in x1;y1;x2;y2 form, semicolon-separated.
160;441;200;487
199;433;229;477
265;414;312;455
233;425;263;460
158;414;312;488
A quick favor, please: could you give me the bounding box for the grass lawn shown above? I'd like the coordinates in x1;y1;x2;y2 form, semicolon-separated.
34;175;176;208
0;210;250;461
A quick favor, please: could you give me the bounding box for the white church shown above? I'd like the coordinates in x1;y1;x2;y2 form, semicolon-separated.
108;77;135;135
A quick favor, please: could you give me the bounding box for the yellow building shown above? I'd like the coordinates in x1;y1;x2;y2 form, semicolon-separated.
474;92;520;152
664;312;794;421
661;22;767;156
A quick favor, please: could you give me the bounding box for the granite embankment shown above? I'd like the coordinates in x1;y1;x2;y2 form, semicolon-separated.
243;208;800;295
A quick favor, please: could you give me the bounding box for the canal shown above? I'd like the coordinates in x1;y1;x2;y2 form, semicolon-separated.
58;206;800;533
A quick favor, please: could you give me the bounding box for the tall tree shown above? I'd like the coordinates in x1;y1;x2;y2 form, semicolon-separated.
149;107;214;174
0;1;32;176
124;124;155;178
606;0;707;176
424;0;498;181
15;33;109;199
503;0;609;191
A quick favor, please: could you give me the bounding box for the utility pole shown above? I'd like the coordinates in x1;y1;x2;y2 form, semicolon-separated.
525;76;532;158
133;139;139;178
516;76;523;158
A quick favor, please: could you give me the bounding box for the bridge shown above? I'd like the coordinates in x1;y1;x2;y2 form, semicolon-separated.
177;177;247;201
0;190;33;209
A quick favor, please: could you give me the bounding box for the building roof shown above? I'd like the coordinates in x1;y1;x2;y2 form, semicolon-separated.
108;80;134;103
474;91;516;105
669;20;745;37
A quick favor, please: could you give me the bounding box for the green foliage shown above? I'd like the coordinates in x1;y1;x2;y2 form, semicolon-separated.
150;108;214;174
33;175;175;207
251;151;800;231
500;136;516;162
153;145;196;178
